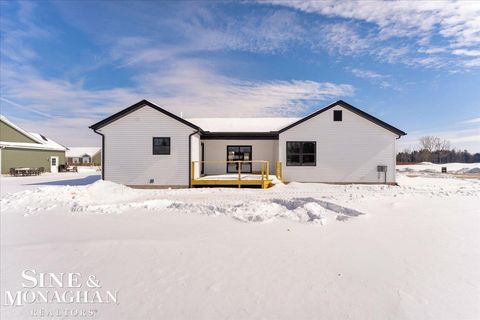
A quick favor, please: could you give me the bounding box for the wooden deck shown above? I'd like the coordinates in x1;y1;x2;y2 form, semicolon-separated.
192;174;272;188
191;160;282;189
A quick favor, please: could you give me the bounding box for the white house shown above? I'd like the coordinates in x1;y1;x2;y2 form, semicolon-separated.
90;99;406;188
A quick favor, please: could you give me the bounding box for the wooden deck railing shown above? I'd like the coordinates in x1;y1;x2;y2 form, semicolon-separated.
191;160;269;181
275;161;283;181
191;160;283;188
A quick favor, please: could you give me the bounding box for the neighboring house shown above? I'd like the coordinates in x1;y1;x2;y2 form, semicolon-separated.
0;116;67;174
66;147;101;165
90;99;406;188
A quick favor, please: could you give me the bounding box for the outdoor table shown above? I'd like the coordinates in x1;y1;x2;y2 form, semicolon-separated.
11;167;41;176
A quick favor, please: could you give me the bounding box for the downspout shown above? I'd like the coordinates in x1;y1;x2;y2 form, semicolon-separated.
93;129;105;180
0;145;5;175
188;129;200;188
394;134;403;185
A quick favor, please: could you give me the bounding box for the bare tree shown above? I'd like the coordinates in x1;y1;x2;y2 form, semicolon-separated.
419;136;440;152
437;139;451;163
419;136;450;152
437;139;451;151
418;136;452;163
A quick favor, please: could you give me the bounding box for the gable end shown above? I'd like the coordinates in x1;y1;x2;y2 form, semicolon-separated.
89;100;202;131
0;117;46;144
279;100;406;136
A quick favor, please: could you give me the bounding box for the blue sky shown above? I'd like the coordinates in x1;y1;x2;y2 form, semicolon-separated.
1;1;479;151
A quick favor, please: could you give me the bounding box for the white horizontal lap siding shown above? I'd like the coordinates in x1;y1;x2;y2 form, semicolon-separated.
202;140;278;175
191;134;201;179
100;106;196;186
279;106;398;183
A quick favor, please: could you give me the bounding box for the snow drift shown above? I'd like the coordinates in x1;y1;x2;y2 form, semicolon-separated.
0;180;365;224
1;168;479;320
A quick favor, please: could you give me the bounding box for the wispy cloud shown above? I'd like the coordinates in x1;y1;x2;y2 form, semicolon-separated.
61;2;306;57
311;22;371;56
1;59;354;145
398;118;480;152
183;9;305;54
461;117;480;124
348;68;385;80
47;0;480;71
398;127;480;152
265;0;480;69
0;2;357;146
2;1;477;149
463;58;480;67
0;1;51;63
268;0;480;46
452;49;480;57
136;60;355;117
3;60;355;118
346;67;396;89
0;97;54;118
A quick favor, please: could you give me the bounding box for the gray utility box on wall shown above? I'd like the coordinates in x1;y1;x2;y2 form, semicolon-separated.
377;165;388;184
377;165;387;172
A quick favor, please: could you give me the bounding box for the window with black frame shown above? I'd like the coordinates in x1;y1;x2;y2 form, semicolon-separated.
286;141;316;166
153;137;171;155
226;146;252;173
333;110;342;121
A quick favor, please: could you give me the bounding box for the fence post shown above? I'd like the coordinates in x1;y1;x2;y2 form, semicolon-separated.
276;161;283;181
238;161;241;188
261;162;264;181
280;161;283;180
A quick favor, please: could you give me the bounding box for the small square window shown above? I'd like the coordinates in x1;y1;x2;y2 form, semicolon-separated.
153;137;170;155
334;110;342;121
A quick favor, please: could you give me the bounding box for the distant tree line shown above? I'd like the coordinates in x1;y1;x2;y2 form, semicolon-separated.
397;136;480;164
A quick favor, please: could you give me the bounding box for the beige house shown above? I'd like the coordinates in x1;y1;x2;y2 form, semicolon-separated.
0;116;67;174
66;147;101;165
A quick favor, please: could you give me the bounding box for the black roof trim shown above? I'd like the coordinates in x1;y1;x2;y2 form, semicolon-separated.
89;99;202;131
201;132;279;140
278;100;406;136
90;99;405;137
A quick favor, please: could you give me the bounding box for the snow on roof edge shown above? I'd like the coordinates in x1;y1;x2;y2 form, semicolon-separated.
186;117;301;132
0;116;67;151
66;147;101;157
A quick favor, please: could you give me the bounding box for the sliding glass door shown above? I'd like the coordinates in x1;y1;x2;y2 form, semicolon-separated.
226;146;252;173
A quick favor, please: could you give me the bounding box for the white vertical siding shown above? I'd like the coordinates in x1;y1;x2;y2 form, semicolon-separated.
201;140;278;175
279;105;398;183
100;106;196;186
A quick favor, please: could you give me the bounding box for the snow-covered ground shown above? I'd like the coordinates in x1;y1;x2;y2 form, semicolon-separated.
0;171;100;195
398;161;480;175
1;164;479;319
